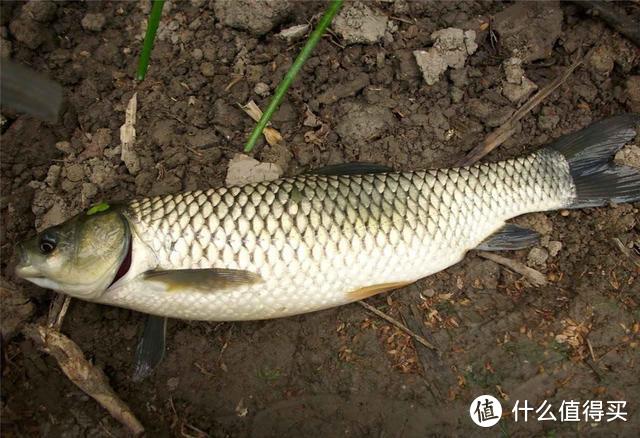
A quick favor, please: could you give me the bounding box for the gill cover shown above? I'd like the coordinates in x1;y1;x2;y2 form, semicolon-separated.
15;204;130;299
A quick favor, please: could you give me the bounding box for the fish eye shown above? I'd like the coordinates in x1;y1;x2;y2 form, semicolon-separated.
39;234;57;254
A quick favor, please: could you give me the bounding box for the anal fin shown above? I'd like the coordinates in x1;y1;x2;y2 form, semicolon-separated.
476;224;540;251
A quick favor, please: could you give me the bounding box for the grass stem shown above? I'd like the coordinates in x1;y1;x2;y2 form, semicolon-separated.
243;0;343;152
136;0;166;81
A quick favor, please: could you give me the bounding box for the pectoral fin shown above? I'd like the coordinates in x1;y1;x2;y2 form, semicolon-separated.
132;314;167;382
143;268;263;292
476;224;540;251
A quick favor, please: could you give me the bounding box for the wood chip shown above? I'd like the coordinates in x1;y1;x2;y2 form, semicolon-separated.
478;252;548;287
239;100;283;146
23;324;144;436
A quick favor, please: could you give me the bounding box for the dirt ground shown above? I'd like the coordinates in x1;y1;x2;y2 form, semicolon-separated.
1;0;639;436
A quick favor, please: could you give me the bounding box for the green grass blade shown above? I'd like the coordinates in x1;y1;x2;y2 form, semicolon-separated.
136;0;166;81
243;0;344;153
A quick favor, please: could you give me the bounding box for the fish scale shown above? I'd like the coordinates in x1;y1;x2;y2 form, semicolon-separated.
98;149;575;320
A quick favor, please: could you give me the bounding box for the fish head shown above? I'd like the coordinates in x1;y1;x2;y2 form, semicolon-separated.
15;204;130;299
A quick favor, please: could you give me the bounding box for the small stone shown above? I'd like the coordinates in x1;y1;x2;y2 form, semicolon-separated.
200;62;215;77
55;141;75;155
589;45;614;76
527;247;549;268
40;203;66;230
192;48;203;61
615;145;640;169
202;45;215;61
413;49;448;86
546;241;562;258
276;24;309;43
450;86;464;103
9;16;48;49
22;1;57;22
333;2;388;45
45;165;61;187
503;57;524;85
502;76;537;104
81;13;106;32
624;76;640;112
201;147;223;164
81;182;98;202
167;377;180;391
423;288;436;298
64;163;85;182
225;154;283;186
463;30;478;55
538;107;560;131
214;0;292;36
253;82;270;97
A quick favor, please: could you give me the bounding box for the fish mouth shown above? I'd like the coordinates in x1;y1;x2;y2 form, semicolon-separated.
108;234;132;288
14;242;41;279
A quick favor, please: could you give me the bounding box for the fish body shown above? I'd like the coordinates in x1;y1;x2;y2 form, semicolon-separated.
108;149;572;320
15;115;640;322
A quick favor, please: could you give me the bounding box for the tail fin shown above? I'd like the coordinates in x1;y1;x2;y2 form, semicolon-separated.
549;114;640;208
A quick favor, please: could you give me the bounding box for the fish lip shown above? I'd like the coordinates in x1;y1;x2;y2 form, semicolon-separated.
15;264;42;279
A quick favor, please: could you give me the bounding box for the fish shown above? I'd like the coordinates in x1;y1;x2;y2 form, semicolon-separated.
15;115;640;322
14;115;640;378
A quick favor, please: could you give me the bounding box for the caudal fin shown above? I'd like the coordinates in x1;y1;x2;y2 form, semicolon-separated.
549;114;640;208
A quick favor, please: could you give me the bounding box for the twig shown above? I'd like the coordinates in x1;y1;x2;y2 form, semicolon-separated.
612;237;640;268
23;324;144;435
47;293;71;329
243;0;343;152
478;252;548;287
570;1;640;47
457;52;584;167
358;301;437;350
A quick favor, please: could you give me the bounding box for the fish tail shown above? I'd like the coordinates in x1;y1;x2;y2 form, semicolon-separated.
549;114;640;208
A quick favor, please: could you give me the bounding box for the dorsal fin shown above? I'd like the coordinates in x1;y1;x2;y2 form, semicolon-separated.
309;163;393;176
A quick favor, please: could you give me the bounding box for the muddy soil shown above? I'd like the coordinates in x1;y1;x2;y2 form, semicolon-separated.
1;1;639;436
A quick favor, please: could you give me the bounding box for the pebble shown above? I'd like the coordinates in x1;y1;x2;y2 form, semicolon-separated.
81;13;106;32
225;154;283;186
546;241;563;258
45;165;61;187
276;24;309;43
81;182;98;202
200;62;215;77
503;57;524;85
527;247;549;268
333;2;388;45
64;163;84;182
253;82;270;97
22;0;57;23
192;48;203;61
502;77;537;104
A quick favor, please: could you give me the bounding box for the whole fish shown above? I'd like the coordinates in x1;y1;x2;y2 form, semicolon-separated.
15;115;640;322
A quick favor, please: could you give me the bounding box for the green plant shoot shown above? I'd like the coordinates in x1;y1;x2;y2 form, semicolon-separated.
136;0;166;81
243;0;344;153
